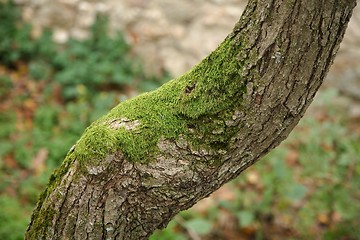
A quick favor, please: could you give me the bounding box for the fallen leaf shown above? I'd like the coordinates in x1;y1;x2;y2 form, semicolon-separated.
317;213;330;226
286;149;299;166
246;170;260;185
4;154;18;168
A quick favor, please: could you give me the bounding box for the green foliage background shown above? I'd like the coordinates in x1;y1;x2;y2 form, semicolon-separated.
0;2;359;239
0;2;167;239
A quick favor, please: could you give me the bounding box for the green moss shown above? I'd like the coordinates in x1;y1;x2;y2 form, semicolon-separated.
25;202;56;239
71;35;250;165
75;124;118;167
27;33;252;232
27;34;252;235
178;36;247;118
26;149;76;237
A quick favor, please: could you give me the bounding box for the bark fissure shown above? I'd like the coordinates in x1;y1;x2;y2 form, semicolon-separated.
26;0;356;239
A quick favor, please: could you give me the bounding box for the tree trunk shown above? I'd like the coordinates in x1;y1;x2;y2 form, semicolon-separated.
26;0;356;239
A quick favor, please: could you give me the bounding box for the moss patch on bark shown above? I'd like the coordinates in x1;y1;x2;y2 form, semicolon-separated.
71;35;249;166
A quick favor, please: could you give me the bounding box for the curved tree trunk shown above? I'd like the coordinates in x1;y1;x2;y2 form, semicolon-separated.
26;0;356;239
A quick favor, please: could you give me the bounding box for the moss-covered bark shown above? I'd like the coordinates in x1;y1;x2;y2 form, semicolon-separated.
26;0;356;239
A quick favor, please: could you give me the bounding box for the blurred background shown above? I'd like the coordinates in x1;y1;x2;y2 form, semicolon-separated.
0;0;359;239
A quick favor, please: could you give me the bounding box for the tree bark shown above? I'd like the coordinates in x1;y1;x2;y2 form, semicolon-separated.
26;0;356;239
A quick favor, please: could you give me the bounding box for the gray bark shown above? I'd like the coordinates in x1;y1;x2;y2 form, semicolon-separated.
26;0;356;239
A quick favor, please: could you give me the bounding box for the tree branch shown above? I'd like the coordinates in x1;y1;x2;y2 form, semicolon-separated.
26;0;356;239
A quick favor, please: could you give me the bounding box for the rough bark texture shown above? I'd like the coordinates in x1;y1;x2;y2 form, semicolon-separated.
26;0;356;239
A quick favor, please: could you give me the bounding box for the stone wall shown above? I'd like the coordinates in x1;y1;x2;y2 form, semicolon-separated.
14;0;247;76
13;0;360;98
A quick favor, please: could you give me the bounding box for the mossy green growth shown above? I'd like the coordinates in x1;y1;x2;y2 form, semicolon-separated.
25;191;57;239
78;80;188;164
72;35;249;165
26;150;76;238
177;37;247;118
75;123;118;164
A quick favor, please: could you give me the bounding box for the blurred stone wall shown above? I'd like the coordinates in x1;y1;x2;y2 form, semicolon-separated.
328;9;360;99
13;0;360;106
14;0;247;77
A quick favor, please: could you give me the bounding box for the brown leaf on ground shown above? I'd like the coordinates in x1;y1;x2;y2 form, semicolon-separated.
317;213;330;226
15;61;29;77
4;154;18;169
286;149;299;166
